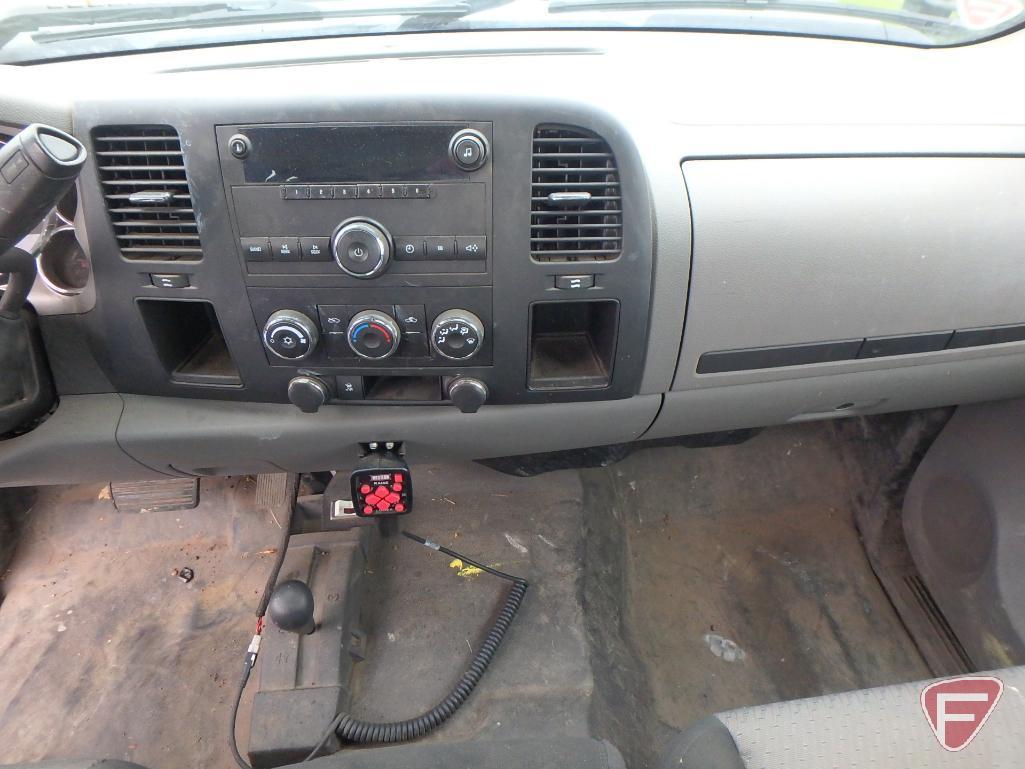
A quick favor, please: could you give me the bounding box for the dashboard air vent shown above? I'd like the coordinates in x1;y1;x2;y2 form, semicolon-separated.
531;125;622;262
93;125;201;261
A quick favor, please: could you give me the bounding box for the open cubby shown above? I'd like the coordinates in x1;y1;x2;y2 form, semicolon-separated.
528;299;619;390
364;375;443;402
137;299;242;387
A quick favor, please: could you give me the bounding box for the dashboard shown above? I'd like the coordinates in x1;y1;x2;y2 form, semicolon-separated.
2;28;1025;484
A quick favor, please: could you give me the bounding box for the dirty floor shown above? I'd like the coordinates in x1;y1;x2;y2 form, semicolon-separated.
0;419;931;769
581;420;931;767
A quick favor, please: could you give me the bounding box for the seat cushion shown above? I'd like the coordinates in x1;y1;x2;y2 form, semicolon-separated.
660;667;1025;769
299;738;626;769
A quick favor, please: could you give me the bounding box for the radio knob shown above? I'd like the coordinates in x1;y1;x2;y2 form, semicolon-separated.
263;310;318;361
431;310;485;361
332;219;391;279
449;129;488;172
347;310;402;360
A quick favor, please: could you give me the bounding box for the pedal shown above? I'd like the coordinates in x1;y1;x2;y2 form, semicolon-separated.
254;472;300;523
109;478;199;513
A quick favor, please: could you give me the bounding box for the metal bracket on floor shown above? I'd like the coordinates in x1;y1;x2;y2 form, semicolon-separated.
248;527;370;768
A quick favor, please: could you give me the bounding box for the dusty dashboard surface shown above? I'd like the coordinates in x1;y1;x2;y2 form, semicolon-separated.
1;28;1025;482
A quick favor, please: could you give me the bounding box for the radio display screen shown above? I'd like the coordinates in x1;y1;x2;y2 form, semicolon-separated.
240;124;468;183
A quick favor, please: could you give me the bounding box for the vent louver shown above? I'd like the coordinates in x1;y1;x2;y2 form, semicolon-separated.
94;125;201;261
530;125;622;262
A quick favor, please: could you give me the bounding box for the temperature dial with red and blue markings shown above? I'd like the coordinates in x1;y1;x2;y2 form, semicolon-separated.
346;310;402;360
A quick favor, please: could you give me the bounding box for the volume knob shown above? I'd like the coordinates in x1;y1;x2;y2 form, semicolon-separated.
332;218;391;279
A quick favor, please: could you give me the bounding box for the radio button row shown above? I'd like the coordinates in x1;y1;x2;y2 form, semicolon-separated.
300;236;331;261
280;183;432;200
394;235;485;261
241;237;271;261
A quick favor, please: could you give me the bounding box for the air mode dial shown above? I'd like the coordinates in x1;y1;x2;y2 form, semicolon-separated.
431;309;484;360
347;310;402;360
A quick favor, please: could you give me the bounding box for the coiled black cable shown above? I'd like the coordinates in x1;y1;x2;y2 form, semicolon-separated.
304;531;528;757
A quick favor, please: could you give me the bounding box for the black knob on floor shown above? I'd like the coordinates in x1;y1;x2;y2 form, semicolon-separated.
267;579;316;635
287;375;330;413
448;377;488;414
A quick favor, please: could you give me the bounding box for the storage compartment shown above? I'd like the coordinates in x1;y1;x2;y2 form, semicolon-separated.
529;300;618;390
676;157;1025;388
136;299;241;386
363;375;443;402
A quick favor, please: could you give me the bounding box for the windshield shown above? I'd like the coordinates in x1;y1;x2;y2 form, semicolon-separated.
0;0;1022;63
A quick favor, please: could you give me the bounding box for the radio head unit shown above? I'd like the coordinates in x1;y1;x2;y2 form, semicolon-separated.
216;122;493;281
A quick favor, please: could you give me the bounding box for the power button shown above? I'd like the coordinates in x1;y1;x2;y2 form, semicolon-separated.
228;133;251;159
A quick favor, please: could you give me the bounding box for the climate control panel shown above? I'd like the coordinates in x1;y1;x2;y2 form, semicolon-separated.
250;286;493;370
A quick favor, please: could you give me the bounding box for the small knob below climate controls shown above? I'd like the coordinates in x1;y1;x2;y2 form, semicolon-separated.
333;219;391;278
263;310;319;360
431;309;485;360
448;377;489;413
347;310;402;360
288;375;330;414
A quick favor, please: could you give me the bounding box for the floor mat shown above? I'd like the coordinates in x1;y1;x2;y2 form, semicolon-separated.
0;477;278;769
0;465;592;769
582;420;931;768
0;419;932;769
